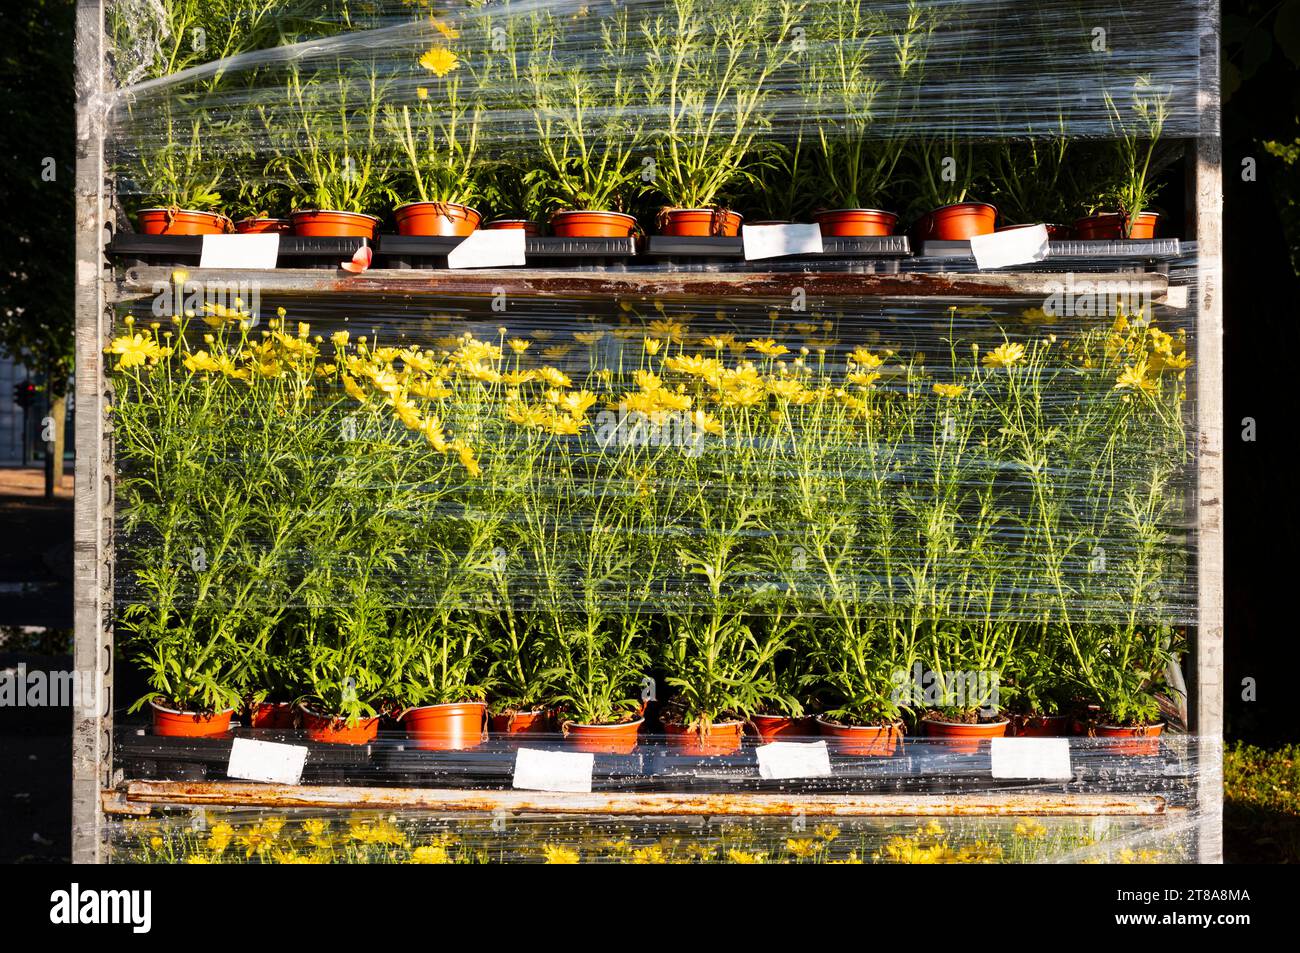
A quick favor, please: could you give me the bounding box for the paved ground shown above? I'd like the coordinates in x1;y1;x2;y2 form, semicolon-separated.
1;466;73;862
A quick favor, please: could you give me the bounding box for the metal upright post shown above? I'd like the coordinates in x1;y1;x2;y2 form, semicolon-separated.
72;0;112;864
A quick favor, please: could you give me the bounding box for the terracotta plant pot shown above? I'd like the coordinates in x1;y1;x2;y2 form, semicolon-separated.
489;709;552;735
749;714;817;742
248;701;296;729
1093;722;1164;756
150;702;234;738
662;719;745;756
916;202;998;241
299;706;380;745
290;210;381;239
1072;212;1159;240
658;208;743;237
234;217;293;235
394;201;481;237
484;219;543;236
813;208;898;237
922;717;1010;753
136;208;231;236
815;717;903;757
995;222;1071;241
549;210;638;239
1010;713;1071;737
562;718;643;754
402;702;488;751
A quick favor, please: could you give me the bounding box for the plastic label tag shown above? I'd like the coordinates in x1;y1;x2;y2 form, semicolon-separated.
969;225;1048;270
447;229;527;269
1164;285;1189;310
756;741;833;780
199;234;280;269
512;747;594;793
989;737;1072;779
743;223;823;261
226;737;307;785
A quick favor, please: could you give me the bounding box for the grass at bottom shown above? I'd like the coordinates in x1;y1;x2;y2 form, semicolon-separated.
1225;742;1300;863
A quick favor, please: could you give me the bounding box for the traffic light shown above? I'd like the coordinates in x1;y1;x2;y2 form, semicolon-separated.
13;380;37;409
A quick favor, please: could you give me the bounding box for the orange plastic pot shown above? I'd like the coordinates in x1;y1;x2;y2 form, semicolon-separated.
290;210;381;238
1010;714;1070;737
922;717;1009;753
484;219;543;236
995;222;1071;241
248;701;295;729
1072;212;1159;240
916;202;997;241
151;702;234;738
815;717;903;757
549;210;638;238
299;707;380;745
814;208;898;237
403;702;487;751
394;202;481;237
1094;722;1164;756
234;216;292;234
749;714;817;742
662;720;745;756
136;208;231;236
658;208;743;237
489;709;552;735
562;718;643;754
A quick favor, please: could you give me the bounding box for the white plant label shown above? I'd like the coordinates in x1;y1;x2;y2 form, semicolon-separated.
226;737;308;785
969;224;1049;270
743;223;823;261
512;747;594;793
199;234;280;269
1164;285;1189;310
989;737;1072;779
756;740;833;780
447;229;527;269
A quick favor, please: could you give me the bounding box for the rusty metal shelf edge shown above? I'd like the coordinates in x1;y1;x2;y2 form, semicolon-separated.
104;782;1172;818
112;265;1170;303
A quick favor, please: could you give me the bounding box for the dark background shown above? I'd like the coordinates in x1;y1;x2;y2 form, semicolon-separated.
0;0;1297;863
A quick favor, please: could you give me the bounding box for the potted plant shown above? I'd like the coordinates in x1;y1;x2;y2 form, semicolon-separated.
294;561;399;744
523;7;646;238
1004;647;1073;737
123;103;231;235
804;0;919;236
641;0;801;236
479;587;556;735
230;106;292;234
479;161;549;235
906;133;996;241
386;29;487;237
990;125;1075;239
393;610;491;750
275;62;393;238
661;509;785;756
547;622;648;754
1077;77;1172;240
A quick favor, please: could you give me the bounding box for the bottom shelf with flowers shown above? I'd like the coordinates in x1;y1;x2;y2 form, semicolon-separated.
108;807;1195;865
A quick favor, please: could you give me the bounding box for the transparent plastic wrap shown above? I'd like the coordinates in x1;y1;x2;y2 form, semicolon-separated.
106;282;1196;750
100;0;1212;229
93;1;1212;866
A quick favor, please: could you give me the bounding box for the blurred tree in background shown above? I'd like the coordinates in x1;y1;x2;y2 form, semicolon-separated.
0;0;75;490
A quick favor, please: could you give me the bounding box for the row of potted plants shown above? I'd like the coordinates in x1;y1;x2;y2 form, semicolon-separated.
117;2;1173;242
108;296;1190;760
